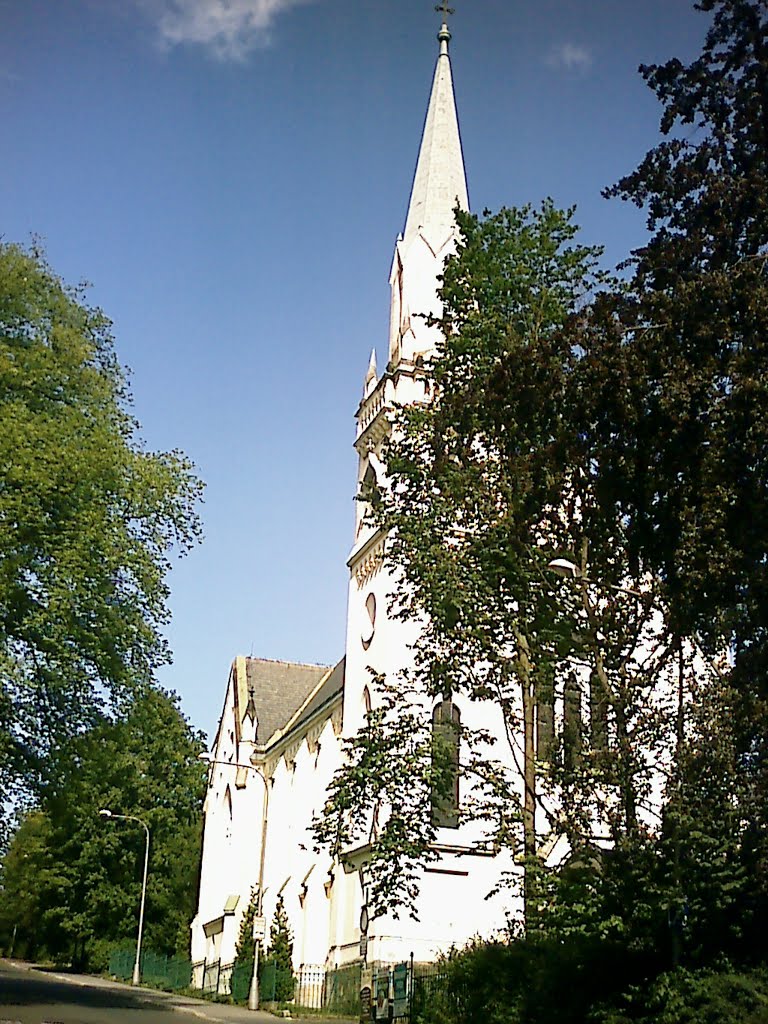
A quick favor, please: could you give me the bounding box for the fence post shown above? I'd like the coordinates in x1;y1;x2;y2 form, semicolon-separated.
408;952;414;1024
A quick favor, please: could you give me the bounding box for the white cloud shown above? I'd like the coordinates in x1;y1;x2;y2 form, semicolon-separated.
545;42;593;73
136;0;314;60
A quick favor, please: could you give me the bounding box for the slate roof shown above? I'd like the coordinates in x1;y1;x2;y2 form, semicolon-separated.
281;657;345;740
243;658;332;746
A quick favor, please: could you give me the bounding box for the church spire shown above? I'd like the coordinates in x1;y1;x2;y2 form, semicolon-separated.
402;5;468;254
387;9;469;367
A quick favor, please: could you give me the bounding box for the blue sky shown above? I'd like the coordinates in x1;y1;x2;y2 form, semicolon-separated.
1;0;705;739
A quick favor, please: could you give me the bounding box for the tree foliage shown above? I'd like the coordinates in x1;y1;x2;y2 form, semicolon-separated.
234;887;258;981
263;893;294;1002
591;0;768;651
579;0;768;963
0;242;203;824
320;2;768;1006
317;203;686;925
0;686;206;970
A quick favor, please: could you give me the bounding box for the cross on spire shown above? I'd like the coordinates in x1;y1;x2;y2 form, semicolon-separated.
435;0;455;25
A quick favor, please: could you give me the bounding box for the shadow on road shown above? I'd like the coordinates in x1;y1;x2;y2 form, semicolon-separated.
0;968;172;1011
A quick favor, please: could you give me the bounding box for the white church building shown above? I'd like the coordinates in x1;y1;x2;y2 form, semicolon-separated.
190;14;524;984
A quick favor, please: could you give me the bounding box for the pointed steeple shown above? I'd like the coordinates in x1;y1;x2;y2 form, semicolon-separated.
402;17;468;254
364;348;378;396
387;14;469;367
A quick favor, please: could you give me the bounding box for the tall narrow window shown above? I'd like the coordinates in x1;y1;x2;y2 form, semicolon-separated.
536;673;555;763
224;785;233;842
563;673;583;772
431;700;461;829
589;670;609;751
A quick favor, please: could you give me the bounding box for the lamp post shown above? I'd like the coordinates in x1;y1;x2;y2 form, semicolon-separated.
99;809;150;986
199;752;269;1011
546;558;645;600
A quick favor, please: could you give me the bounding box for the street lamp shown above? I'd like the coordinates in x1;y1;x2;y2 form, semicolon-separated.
99;809;150;987
199;752;269;1011
546;558;645;600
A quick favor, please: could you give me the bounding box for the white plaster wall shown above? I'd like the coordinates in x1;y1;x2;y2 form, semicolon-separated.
259;716;343;970
191;678;266;966
342;489;521;965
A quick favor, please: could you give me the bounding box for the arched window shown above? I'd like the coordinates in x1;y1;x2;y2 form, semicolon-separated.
431;700;461;829
589;670;609;751
563;672;583;772
224;785;233;842
361;593;376;650
361;462;381;506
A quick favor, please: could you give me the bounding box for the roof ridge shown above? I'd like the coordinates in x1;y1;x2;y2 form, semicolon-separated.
243;656;331;670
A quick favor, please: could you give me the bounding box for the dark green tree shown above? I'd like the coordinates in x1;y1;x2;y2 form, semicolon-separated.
0;811;66;960
233;887;257;989
577;0;768;967
0;242;203;823
587;0;768;654
316;203;685;928
264;894;294;1002
0;686;206;970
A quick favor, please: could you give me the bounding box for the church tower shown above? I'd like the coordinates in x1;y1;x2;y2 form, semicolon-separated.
343;11;469;743
331;12;515;967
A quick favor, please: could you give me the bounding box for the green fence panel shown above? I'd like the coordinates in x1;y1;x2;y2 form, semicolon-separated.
106;948;192;991
411;965;456;1024
231;962;252;1003
324;962;363;1016
108;948;134;981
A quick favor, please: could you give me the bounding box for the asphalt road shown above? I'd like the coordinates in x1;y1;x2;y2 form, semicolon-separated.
0;961;303;1024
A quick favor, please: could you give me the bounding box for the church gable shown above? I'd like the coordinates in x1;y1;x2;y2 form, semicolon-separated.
243;657;331;746
264;657;345;772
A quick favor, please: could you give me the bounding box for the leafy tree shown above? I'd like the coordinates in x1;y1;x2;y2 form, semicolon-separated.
0;242;203;820
576;0;768;966
317;203;686;926
0;686;206;970
0;811;66;960
583;0;768;653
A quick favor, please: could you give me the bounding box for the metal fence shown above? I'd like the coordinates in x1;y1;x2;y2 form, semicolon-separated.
231;962;252;1002
324;960;363;1016
410;961;455;1024
110;946;455;1019
201;958;221;994
259;959;295;1002
108;948;192;991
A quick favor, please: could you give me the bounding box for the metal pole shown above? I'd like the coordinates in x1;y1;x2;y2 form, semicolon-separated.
99;810;151;988
248;769;269;1011
133;821;150;986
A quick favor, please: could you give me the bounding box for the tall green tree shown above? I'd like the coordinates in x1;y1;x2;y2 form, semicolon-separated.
234;888;258;978
577;0;768;964
317;203;686;926
0;242;203;824
263;893;294;1002
587;0;768;653
0;686;206;969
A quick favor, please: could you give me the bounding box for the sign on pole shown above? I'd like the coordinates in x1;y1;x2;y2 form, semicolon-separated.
393;962;408;1018
360;966;373;1024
